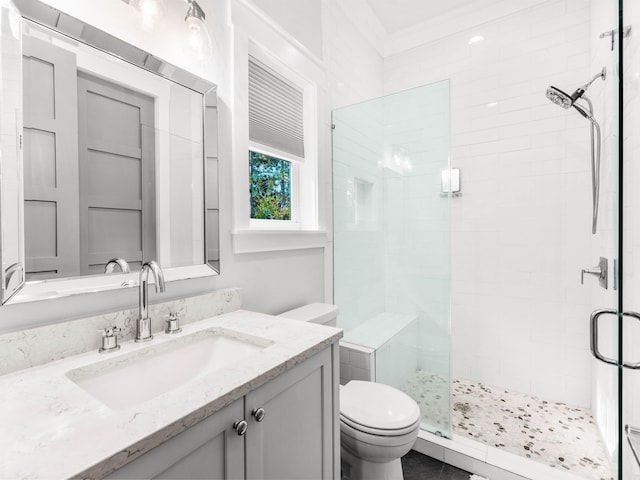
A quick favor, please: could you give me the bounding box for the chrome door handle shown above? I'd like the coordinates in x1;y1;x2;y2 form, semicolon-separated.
622;311;640;369
590;309;618;366
590;309;640;369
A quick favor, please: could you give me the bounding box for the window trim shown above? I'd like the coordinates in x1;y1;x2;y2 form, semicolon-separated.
230;0;327;253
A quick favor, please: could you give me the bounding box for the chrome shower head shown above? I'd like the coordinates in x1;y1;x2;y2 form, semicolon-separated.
546;86;574;109
546;67;606;110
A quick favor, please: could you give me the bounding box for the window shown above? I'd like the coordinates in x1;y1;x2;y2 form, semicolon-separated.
248;55;304;226
230;4;327;252
249;151;291;220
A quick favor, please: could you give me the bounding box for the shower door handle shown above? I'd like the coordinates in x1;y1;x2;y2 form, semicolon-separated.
590;309;640;368
621;311;640;369
590;309;618;366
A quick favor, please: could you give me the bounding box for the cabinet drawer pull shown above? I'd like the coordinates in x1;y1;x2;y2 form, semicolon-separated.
252;407;266;422
233;420;248;436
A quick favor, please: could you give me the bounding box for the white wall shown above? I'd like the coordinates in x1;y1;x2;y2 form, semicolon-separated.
384;0;597;407
1;0;383;332
322;1;384;110
249;0;322;59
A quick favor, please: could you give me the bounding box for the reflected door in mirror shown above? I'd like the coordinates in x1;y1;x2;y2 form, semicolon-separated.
23;37;157;280
77;72;156;275
23;36;79;280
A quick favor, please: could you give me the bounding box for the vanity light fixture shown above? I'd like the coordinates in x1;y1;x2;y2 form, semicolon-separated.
185;0;212;60
120;0;212;59
125;0;165;30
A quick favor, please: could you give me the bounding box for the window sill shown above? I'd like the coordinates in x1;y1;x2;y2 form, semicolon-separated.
231;229;327;254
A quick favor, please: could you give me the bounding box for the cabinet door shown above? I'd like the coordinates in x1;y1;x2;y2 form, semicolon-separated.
107;399;245;480
245;348;335;480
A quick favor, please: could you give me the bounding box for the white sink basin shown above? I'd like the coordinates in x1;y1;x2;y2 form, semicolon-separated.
66;329;271;410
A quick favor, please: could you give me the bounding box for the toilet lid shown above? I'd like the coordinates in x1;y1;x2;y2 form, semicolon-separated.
340;381;420;430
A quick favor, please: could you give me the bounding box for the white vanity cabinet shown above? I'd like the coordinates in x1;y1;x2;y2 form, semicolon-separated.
107;345;337;480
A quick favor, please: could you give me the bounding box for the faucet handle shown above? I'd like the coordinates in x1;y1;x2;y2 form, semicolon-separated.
99;326;121;353
164;312;183;334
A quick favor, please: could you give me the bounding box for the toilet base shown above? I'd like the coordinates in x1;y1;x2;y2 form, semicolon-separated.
341;445;404;480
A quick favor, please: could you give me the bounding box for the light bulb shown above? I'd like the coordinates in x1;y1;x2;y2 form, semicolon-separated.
185;1;212;60
130;0;165;31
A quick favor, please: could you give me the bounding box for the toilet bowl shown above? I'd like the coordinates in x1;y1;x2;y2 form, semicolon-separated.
279;304;421;480
340;380;420;480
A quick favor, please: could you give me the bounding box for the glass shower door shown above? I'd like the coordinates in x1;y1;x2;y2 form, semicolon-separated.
621;1;640;478
332;80;451;436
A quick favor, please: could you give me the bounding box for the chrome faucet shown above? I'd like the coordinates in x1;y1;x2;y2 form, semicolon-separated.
136;261;166;342
104;257;130;274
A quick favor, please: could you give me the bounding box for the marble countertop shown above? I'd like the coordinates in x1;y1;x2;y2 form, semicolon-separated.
0;310;342;479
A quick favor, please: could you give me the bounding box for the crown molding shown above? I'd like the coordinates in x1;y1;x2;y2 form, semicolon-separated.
334;0;386;57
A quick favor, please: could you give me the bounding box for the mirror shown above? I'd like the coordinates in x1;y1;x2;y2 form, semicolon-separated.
0;0;219;305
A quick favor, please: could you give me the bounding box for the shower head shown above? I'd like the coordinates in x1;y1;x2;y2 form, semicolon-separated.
546;86;576;109
546;67;606;111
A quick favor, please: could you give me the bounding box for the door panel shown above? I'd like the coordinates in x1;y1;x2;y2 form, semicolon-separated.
22;36;79;280
245;349;333;480
77;72;156;274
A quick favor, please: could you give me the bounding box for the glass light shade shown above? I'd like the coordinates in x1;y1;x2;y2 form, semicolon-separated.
130;0;165;30
185;11;212;60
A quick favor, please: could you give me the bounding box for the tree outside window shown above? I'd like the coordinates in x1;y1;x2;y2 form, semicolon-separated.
249;151;291;220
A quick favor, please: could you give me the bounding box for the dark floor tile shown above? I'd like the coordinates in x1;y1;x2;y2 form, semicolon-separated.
401;450;470;480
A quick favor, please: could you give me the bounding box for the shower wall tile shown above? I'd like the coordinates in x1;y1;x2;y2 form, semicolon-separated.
586;0;622;460
384;0;595;407
339;343;374;385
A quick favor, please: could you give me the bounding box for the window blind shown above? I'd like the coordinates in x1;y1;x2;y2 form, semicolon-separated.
248;55;304;159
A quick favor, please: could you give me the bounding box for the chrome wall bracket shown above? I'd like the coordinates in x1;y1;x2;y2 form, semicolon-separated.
581;257;608;289
600;26;631;51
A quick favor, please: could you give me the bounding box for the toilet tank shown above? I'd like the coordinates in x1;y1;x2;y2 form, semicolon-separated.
278;303;339;327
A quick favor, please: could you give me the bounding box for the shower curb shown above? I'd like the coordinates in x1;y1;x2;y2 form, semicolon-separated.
413;431;585;480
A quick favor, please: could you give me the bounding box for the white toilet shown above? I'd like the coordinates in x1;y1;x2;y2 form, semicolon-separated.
279;303;421;480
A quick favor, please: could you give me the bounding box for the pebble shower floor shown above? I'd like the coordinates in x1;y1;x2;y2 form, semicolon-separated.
403;372;614;480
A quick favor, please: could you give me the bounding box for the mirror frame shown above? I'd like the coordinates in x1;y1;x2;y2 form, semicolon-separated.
2;0;219;305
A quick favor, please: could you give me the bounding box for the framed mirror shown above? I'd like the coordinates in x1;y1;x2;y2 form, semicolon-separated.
0;0;219;305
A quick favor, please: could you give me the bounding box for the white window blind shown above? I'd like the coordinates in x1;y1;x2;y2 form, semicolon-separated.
248;55;305;159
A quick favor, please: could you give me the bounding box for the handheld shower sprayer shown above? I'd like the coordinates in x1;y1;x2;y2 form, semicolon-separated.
545;67;606;234
546;67;606;113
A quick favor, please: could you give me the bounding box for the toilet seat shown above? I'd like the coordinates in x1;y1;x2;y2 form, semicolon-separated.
340;381;421;434
340;414;420;436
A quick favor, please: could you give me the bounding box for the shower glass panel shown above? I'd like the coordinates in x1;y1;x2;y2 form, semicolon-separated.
332;80;451;436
